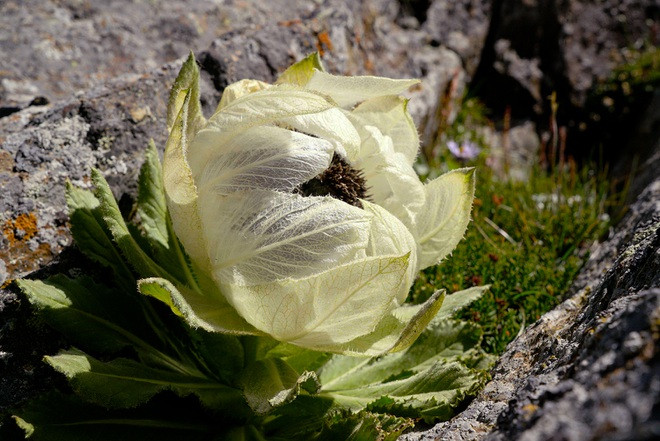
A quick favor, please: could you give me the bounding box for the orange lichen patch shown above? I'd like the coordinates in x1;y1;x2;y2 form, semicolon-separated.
278;18;302;27
316;31;334;56
2;241;53;280
3;212;38;246
1;220;66;282
0;150;13;172
521;403;539;417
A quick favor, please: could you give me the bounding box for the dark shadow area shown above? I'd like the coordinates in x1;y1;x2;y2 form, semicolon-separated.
468;0;658;176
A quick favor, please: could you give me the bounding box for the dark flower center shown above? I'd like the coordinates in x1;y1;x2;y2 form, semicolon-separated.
296;153;368;208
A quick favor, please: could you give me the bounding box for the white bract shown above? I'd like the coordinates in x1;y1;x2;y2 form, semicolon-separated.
161;53;475;355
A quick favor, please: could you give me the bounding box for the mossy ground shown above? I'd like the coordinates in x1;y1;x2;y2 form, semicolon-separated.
410;97;619;354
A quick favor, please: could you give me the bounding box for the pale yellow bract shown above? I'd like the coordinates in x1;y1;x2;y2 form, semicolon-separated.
160;53;475;355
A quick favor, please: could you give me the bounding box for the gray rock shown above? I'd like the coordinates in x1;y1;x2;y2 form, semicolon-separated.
492;39;543;112
0;0;315;112
559;0;655;108
0;259;6;286
479;120;541;181
466;0;658;190
616;88;660;202
342;0;468;146
401;174;660;441
473;0;657;114
0;65;178;282
422;0;492;77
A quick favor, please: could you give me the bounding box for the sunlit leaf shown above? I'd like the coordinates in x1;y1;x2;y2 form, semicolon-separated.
223;254;410;351
91;169;175;281
65;182;134;290
304;70;419;108
276;52;325;86
352;95;419;165
415;168;476;269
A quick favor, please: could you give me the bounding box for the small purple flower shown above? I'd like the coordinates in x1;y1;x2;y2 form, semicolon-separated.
447;140;481;160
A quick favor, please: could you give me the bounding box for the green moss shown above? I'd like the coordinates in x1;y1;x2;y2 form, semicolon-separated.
411;98;613;354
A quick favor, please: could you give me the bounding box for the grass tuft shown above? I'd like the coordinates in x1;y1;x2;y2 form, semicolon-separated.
410;97;617;354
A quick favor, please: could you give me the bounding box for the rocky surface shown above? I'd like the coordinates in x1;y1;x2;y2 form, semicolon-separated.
0;0;658;439
479;121;541;181
471;0;658;167
473;0;657;114
401;171;660;440
0;0;321;113
422;0;492;77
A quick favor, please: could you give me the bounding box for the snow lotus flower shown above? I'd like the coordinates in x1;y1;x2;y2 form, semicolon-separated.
161;53;475;355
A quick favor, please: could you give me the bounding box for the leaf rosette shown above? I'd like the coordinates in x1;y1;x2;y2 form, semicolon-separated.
162;53;475;355
10;53;489;440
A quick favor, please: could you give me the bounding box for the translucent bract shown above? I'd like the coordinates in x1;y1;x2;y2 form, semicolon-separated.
161;53;475;355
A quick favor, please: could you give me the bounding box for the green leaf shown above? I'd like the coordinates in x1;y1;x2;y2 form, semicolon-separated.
138;277;184;317
135;140;201;289
45;349;246;412
136;140;169;249
319;319;482;391
276;52;325;86
388;289;447;353
65;182;134;290
391;285;488;329
263;343;332;374
16;275;203;376
240;358;320;415
138;275;252;383
12;392;228;441
262;395;335;440
167;51;205;134
315;314;490;423
17;276;161;358
328;359;484;421
415;168;476;270
91;168;176;281
315;410;414;441
188;329;245;384
137;277;260;335
432;285;490;323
